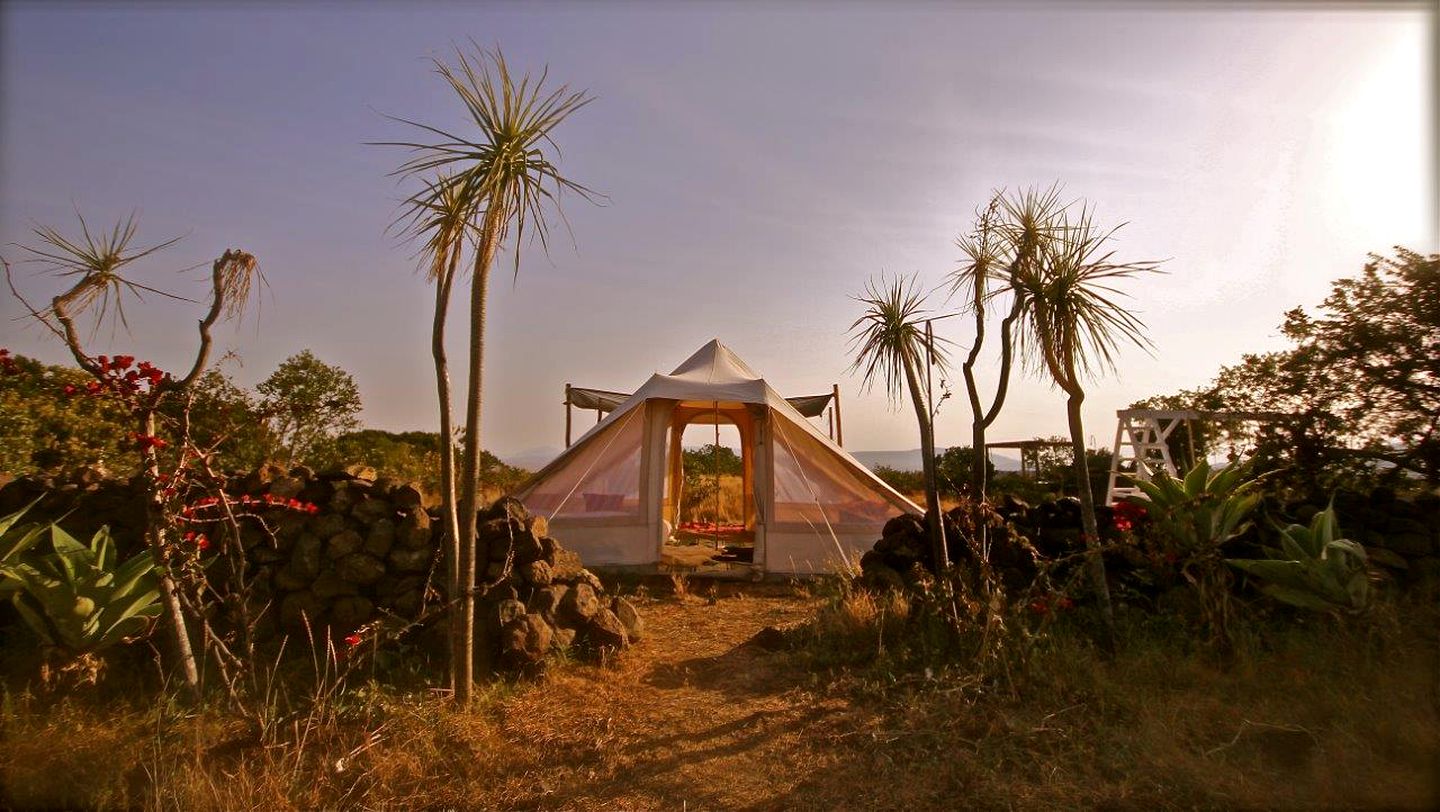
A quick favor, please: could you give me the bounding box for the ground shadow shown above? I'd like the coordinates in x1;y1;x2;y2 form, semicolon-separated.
643;640;807;697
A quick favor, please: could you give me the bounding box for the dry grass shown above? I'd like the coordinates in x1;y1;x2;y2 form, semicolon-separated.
681;473;746;524
2;585;1437;810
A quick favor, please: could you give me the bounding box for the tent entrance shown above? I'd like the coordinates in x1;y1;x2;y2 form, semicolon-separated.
660;404;760;571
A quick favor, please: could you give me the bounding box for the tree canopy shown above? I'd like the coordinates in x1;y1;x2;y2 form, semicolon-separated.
0;353;135;475
256;350;362;466
682;444;743;478
1139;247;1439;493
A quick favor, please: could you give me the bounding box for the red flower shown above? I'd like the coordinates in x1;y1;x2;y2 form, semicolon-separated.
1112;501;1148;530
130;433;168;452
1028;598;1049;616
63;384;77;396
196;535;210;552
113;355;135;369
344;633;362;647
1056;596;1075;611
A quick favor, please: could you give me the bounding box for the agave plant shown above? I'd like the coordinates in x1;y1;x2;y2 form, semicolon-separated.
0;520;161;656
1228;506;1371;614
1123;460;1263;652
1123;459;1263;558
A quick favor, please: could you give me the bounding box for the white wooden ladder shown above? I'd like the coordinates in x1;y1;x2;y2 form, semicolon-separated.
1105;409;1198;505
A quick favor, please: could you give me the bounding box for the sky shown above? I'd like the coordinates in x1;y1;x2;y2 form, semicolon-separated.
1;1;1434;464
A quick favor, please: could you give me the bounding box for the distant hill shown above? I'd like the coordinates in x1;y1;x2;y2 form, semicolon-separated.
501;447;563;472
851;448;1022;473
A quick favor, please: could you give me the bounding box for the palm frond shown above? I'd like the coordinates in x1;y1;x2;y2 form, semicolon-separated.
12;210;186;337
1009;201;1163;385
377;44;603;283
847;273;950;407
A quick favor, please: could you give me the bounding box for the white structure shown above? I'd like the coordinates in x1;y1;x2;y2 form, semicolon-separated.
1106;408;1282;504
513;340;919;574
1106;409;1195;504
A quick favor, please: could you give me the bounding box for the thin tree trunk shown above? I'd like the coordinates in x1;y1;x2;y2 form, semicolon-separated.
432;239;463;696
961;287;988;498
141;410;201;700
963;296;1022;558
903;352;947;570
455;208;502;707
1064;388;1117;655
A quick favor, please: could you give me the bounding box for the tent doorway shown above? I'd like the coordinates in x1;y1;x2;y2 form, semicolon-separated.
661;404;758;571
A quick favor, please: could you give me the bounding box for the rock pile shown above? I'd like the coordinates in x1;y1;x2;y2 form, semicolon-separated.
0;466;148;552
476;497;642;671
857;508;1044;592
1308;488;1440;579
235;463;439;635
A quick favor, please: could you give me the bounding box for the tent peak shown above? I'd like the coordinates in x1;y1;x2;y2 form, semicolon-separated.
669;339;762;383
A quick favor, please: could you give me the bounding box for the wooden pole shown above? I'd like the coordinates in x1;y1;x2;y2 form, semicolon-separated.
564;383;572;448
827;406;834;441
832;383;843;447
925;321;935;417
1185;417;1197;471
714;401;721;549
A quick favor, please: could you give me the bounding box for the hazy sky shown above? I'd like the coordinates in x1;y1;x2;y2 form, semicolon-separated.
1;2;1434;461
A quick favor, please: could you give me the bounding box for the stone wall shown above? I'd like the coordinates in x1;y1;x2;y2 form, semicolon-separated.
0;464;641;669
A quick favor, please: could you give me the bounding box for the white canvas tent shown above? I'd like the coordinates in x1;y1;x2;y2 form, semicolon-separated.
512;340;920;574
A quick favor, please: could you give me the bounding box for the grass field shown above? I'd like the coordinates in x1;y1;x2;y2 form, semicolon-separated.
3;581;1435;810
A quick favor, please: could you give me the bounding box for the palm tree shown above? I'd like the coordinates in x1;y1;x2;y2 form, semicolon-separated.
849;274;951;570
1010;204;1161;652
383;45;597;705
950;185;1065;500
396;174;470;693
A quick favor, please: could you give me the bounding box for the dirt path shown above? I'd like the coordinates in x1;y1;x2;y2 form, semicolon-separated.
472;587;890;811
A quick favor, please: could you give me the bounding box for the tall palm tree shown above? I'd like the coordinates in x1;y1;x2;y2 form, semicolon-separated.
396;174;470;693
383;45;597;705
950;185;1065;500
850;275;951;570
1010;205;1161;652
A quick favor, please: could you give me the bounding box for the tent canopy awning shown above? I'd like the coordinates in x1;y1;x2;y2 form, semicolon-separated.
568;385;835;418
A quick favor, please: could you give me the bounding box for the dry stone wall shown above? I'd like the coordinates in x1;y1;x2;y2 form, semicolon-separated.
0;464;641;670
